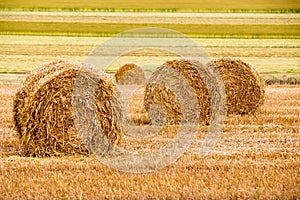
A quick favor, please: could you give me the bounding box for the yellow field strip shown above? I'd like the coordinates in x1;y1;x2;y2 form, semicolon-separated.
1;11;300;25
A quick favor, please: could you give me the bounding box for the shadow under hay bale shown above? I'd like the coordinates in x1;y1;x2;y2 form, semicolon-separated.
207;57;265;115
13;60;123;157
115;63;146;85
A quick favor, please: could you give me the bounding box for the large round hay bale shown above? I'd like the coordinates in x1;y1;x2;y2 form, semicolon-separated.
144;59;211;125
115;63;146;85
207;57;265;115
13;60;77;138
13;60;123;157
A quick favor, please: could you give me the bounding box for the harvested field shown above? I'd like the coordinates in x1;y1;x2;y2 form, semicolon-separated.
0;84;299;198
128;86;150;125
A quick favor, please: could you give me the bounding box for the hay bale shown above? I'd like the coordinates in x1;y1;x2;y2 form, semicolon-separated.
144;58;264;126
13;60;78;138
207;57;265;115
115;63;146;85
13;60;123;157
144;59;211;125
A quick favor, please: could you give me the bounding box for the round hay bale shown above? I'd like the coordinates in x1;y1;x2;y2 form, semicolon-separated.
13;60;123;157
207;57;265;115
115;63;146;85
144;59;211;125
13;59;78;138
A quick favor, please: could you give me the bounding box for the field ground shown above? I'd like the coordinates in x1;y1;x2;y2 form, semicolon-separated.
0;84;299;198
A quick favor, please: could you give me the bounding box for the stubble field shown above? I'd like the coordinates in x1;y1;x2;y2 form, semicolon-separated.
0;84;299;199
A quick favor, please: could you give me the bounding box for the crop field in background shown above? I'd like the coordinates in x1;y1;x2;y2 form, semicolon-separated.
0;10;299;84
0;0;299;198
1;21;299;38
0;35;299;84
1;11;299;38
1;12;300;25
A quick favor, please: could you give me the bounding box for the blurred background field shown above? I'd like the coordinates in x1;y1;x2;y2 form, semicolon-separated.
0;2;299;84
0;35;299;84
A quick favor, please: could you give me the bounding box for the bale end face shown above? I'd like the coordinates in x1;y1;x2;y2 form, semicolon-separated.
208;57;265;115
13;59;124;157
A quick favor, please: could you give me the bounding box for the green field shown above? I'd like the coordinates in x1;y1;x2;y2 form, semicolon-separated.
0;0;299;12
1;21;299;38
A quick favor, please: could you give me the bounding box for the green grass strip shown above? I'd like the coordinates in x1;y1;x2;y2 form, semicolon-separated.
0;21;299;38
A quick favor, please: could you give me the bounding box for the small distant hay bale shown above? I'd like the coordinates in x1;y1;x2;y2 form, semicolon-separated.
207;57;265;115
144;59;211;125
115;63;146;85
13;59;123;157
